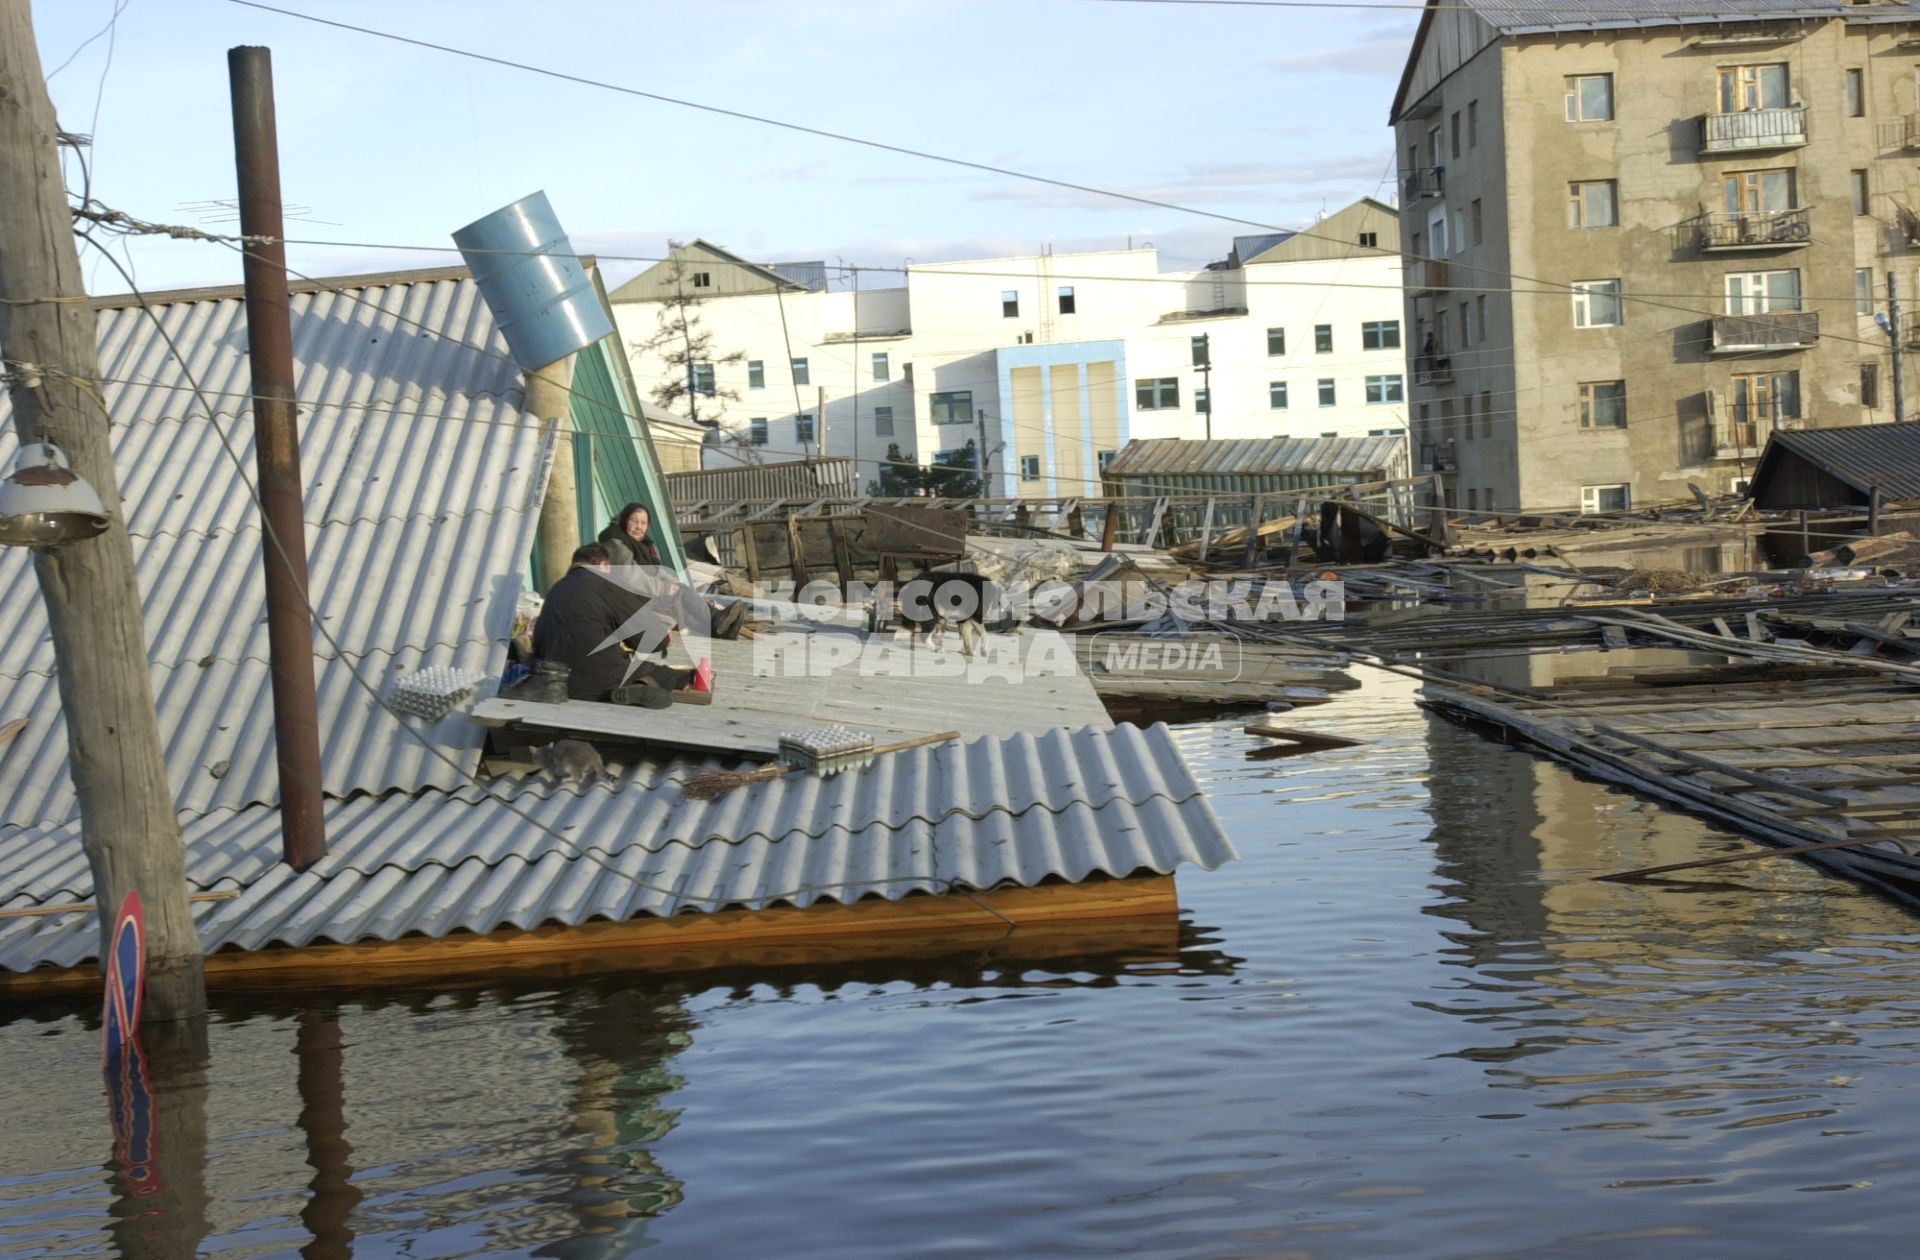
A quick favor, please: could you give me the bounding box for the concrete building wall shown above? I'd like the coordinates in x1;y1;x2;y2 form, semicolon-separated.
1397;13;1920;514
615;222;1411;495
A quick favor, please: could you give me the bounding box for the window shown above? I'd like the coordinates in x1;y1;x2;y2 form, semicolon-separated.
1862;362;1881;409
1567;180;1619;228
1852;169;1870;216
1467;488;1479;510
791;357;810;385
1136;377;1179;410
1719;63;1789;113
1267;327;1286;356
1729;370;1801;437
1020;455;1041;482
1581;484;1631;514
1858;268;1875;315
1362;320;1401;350
1449;110;1461;159
1565;74;1613;121
1572;279;1623;328
1195;388;1211;415
1468;99;1479;148
795;413;815;443
1428;209;1449;260
747;359;765;389
875;404;895;435
1847;68;1866;117
1578;380;1627;429
1725;268;1802;314
1440;398;1455;438
749;417;768;446
1723;168;1795;215
1475;296;1488;345
1270;381;1289;409
691;362;715;395
929;390;973;424
1458;302;1472;347
1097;449;1117;471
1471;198;1484;245
691;271;712;288
1315;324;1333;353
1366;374;1405;404
872;352;889;382
1001;290;1019;318
1479;389;1493;437
1452;207;1468;256
1191;335;1211;367
1318;379;1336;407
1358;231;1378;249
1058;286;1076;315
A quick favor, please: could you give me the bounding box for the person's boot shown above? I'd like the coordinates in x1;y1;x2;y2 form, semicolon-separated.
501;658;570;704
712;599;748;641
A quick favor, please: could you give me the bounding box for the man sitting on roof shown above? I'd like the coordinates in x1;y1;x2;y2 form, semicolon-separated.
530;543;676;702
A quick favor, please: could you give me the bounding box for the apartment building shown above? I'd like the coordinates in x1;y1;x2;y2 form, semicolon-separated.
1390;0;1920;514
607;201;1410;497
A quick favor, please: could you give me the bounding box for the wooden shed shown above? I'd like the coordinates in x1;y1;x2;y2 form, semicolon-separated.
1749;423;1920;510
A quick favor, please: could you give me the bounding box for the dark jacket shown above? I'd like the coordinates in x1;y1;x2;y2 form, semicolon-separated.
531;566;669;701
597;522;661;568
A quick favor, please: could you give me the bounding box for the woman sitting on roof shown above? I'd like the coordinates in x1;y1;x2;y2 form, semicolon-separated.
596;502;747;640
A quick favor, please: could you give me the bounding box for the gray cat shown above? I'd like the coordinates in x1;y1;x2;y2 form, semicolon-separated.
532;739;615;787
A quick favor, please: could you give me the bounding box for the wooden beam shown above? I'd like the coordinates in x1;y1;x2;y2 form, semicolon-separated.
0;876;1182;998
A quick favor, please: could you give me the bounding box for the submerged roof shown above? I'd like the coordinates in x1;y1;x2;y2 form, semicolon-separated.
0;269;550;827
1102;435;1405;480
0;723;1236;973
1751;422;1920;502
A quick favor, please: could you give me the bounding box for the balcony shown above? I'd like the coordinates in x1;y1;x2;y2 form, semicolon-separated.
1408;258;1449;295
1420;441;1458;473
1903;314;1920;353
1699;105;1807;154
1709;309;1819;354
1684;207;1810;252
1402;167;1445;202
1880;115;1920;151
1413;354;1454;386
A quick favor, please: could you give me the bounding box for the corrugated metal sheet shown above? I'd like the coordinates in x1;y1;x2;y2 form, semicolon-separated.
0;723;1236;973
1754;422;1920;504
1102;436;1406;482
0;271;549;826
667;458;859;507
1464;0;1919;35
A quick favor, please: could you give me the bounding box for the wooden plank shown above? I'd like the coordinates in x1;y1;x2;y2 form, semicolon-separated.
0;876;1182;997
1242;724;1364;748
1586;722;1852;806
1198;497;1216;564
1243;495;1263;568
0;890;240;921
787;515;813;588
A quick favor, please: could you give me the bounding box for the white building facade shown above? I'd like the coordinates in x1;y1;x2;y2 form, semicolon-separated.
610;200;1410;498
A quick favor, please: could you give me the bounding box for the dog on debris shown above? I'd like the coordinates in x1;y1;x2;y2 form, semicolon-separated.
892;572;996;658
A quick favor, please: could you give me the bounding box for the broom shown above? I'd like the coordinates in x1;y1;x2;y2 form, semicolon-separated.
679;729;962;801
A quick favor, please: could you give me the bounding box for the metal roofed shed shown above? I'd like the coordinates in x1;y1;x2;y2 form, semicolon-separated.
0;262;1236;989
1455;0;1920;36
1100;436;1410;497
1747;422;1920;510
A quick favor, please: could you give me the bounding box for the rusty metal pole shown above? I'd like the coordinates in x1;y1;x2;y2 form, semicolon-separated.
229;46;326;870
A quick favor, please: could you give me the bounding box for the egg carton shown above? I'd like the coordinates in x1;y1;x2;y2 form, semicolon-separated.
387;666;489;720
777;725;876;776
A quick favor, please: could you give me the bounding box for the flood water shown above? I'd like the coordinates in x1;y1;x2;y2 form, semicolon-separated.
8;667;1920;1258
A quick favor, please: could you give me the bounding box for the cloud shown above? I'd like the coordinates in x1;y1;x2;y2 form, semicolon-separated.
1270;34;1416;76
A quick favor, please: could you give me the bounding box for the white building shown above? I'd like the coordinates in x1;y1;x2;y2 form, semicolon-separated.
609;199;1410;498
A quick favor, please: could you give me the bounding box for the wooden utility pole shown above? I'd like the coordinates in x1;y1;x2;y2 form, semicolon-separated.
1889;273;1907;426
0;0;204;1018
528;358;578;590
229;46;326;871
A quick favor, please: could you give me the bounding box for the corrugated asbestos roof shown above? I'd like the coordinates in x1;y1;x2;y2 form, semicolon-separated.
0;723;1236;973
1753;422;1920;501
0;273;546;827
1101;436;1403;480
1462;0;1920;35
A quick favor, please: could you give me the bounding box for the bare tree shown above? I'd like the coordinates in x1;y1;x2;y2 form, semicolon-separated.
630;244;745;427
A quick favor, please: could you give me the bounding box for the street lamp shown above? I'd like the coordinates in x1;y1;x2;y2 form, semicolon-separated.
0;441;110;546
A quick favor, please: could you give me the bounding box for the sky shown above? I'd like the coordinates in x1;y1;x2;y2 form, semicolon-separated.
33;0;1419;294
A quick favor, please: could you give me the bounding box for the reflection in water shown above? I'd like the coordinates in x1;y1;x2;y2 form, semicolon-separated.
105;1018;210;1260
10;672;1920;1259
